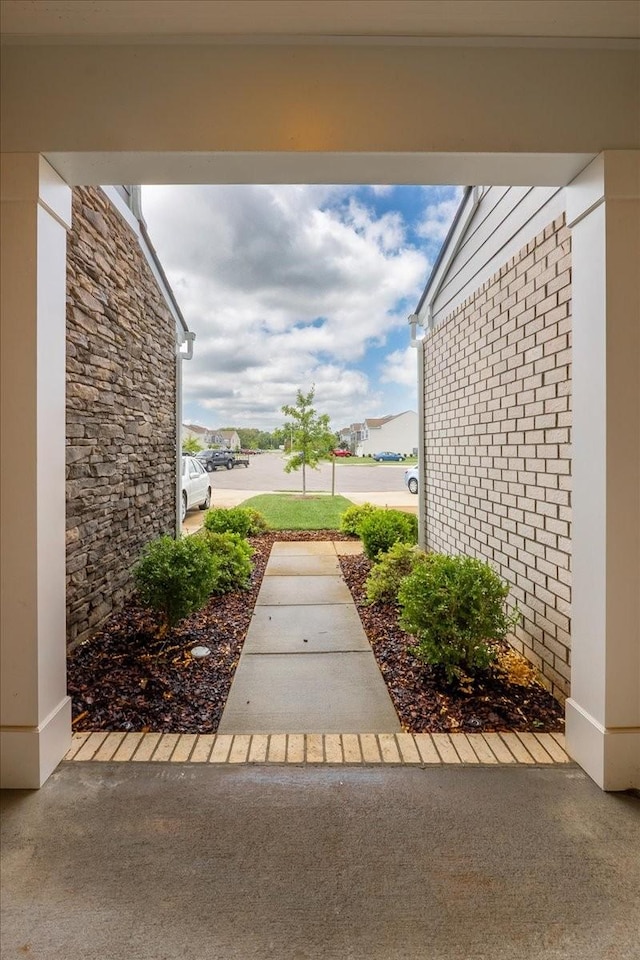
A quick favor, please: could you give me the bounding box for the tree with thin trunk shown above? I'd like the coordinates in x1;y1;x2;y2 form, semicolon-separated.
281;386;335;496
182;436;203;454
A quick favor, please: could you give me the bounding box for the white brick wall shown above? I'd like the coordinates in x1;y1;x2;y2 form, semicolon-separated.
424;216;571;700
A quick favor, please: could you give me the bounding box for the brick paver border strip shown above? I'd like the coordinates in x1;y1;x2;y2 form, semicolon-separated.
65;731;571;766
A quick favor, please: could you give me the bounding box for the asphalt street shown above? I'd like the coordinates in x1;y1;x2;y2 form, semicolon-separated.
202;450;414;494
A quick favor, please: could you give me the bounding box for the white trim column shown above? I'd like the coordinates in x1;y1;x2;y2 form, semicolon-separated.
1;155;72;788
566;151;640;791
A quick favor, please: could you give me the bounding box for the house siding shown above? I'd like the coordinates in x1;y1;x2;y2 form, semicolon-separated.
431;186;566;327
66;186;177;649
360;411;418;456
423;214;572;701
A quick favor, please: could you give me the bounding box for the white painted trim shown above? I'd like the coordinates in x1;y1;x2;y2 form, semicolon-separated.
100;184;187;339
38;156;72;228
0;696;71;789
566;699;640;791
416;186;480;327
45;152;597;189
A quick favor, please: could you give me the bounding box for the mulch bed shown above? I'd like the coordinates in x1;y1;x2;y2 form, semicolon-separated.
338;552;564;734
68;531;564;734
68;531;351;733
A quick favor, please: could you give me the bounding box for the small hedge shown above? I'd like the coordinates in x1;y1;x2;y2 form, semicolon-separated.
339;502;377;536
365;542;427;605
204;506;268;538
134;534;215;630
398;553;520;684
358;508;418;561
203;531;254;594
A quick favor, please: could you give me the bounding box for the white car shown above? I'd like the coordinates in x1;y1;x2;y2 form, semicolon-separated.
181;455;211;522
404;466;419;494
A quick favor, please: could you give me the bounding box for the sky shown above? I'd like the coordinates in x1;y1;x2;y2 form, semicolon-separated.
142;183;463;433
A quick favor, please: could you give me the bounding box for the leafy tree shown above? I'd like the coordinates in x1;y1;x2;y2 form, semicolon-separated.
281;386;335;495
182;436;203;454
271;426;290;450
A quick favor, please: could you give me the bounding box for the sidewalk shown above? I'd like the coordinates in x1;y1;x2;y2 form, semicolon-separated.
218;540;401;734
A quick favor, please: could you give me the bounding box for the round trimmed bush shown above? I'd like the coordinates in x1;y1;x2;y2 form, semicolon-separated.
134;534;215;629
358;508;418;561
204;506;260;538
339;502;377;536
203;531;254;594
365;542;427;605
244;508;270;535
398;553;520;683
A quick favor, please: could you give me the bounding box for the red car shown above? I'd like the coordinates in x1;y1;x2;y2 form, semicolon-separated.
332;448;353;457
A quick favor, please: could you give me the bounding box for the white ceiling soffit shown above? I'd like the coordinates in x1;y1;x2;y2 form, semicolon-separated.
1;0;639;42
45;152;597;189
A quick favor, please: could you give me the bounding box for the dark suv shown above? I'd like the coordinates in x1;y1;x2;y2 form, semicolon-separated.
196;449;234;471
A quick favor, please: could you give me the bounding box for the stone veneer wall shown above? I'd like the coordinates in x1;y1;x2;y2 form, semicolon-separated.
424;215;572;700
66;187;177;648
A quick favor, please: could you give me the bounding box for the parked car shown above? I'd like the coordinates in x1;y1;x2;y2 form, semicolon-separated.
196;448;235;471
404;466;419;494
332;448;352;457
372;451;406;462
181;455;211;521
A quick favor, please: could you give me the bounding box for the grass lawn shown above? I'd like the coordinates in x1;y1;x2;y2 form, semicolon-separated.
240;493;354;530
336;456;417;466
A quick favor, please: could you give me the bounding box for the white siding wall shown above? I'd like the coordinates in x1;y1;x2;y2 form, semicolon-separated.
360;411;417;456
431;186;567;327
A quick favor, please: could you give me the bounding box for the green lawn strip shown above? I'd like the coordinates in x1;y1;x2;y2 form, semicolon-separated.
239;493;354;530
334;457;418;466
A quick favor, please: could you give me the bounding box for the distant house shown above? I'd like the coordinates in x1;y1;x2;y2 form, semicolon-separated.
357;411;418;456
182;423;211;446
181;426;241;450
337;426;352;448
339;421;365;453
216;429;241;451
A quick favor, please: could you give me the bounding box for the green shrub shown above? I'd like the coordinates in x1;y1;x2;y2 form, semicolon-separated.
244;508;270;535
203;531;254;594
134;534;215;630
339;502;377;536
365;542;427;605
204;506;259;538
398;553;520;684
358;508;418;561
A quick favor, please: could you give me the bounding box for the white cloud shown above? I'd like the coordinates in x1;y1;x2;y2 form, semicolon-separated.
379;346;418;388
416;186;465;244
142;184;429;429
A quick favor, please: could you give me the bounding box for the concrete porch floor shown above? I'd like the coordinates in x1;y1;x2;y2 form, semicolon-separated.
2;764;639;960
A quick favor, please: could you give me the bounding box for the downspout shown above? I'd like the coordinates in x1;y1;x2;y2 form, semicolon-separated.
409;315;427;551
176;330;196;536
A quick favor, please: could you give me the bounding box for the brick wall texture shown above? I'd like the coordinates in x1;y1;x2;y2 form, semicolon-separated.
424;215;572;700
66;187;177;648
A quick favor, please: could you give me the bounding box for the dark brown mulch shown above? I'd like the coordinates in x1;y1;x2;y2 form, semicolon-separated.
338;552;564;734
69;530;564;735
67;530;352;733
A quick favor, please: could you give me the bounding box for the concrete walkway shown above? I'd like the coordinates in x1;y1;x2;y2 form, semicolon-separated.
218;541;401;734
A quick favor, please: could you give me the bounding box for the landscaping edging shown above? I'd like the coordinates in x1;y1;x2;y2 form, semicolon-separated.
66;730;573;766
